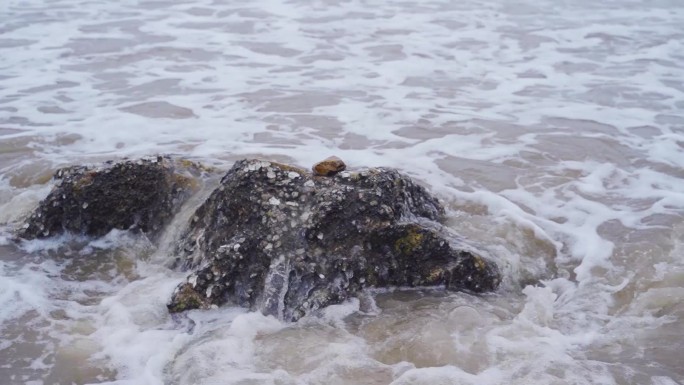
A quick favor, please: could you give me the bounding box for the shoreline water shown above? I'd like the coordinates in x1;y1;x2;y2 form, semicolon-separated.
2;0;684;383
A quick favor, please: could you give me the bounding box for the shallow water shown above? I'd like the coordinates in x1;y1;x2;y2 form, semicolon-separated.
1;0;683;384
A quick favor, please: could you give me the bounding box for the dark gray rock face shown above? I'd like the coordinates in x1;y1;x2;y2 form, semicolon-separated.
168;159;500;321
18;156;201;240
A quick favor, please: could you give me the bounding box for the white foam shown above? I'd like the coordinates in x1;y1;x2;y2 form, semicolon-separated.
168;311;284;385
319;297;361;328
0;259;54;322
0;183;52;225
89;271;194;385
391;366;502;385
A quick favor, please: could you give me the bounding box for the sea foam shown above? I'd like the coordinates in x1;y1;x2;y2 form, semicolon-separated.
1;0;683;383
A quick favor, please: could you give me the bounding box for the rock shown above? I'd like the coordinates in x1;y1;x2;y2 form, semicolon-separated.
168;159;500;321
18;156;203;240
312;156;346;176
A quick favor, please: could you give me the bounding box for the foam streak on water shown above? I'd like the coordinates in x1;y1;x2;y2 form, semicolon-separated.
1;0;683;384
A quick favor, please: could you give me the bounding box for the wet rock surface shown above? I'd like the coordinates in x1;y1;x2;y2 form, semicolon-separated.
312;156;346;176
169;159;500;321
18;156;202;240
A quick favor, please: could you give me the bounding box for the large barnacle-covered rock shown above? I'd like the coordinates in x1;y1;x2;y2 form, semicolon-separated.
18;156;203;240
168;159;500;321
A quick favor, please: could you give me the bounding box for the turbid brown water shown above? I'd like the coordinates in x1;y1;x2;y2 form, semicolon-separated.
1;0;683;384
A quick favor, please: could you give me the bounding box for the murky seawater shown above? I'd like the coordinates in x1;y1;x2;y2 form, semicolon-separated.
1;0;683;384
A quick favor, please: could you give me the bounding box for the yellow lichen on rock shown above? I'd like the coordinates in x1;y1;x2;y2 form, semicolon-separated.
167;283;210;313
72;171;96;191
394;229;424;254
427;267;444;282
172;173;199;191
178;158;218;174
271;162;307;174
472;255;486;271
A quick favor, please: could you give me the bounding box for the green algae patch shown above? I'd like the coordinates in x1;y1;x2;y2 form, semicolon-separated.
394;228;425;255
167;283;210;313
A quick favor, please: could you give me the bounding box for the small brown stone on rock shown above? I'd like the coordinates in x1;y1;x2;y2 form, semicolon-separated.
312;156;346;176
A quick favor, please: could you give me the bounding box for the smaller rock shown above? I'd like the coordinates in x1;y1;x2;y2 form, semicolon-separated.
17;156;205;240
312;156;346;176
